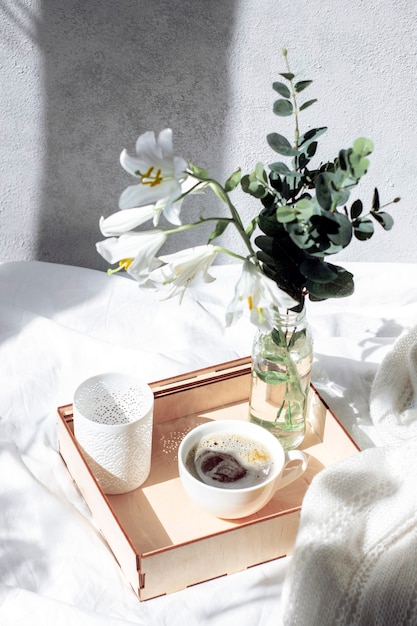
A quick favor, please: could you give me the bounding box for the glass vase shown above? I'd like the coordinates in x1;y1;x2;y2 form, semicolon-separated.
249;306;313;450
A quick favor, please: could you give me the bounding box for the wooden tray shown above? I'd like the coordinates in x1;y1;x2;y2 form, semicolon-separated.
57;357;359;601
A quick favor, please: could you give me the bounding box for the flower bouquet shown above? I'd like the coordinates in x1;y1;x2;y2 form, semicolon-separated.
96;50;398;448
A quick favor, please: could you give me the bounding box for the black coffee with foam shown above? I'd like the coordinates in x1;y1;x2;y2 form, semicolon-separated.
186;431;272;489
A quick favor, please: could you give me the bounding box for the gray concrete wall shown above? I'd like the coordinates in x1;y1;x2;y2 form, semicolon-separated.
1;1;416;271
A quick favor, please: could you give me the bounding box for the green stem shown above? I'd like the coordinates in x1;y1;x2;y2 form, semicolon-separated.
189;173;260;265
283;50;300;151
163;217;232;236
216;246;247;262
275;325;304;394
163;221;247;262
275;396;287;422
174;180;204;203
272;322;307;427
282;49;303;201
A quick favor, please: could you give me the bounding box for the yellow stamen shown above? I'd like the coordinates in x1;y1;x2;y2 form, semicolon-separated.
247;296;265;322
107;258;133;275
140;166;164;187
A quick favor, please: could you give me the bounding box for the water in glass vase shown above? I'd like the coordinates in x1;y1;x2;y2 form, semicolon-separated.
249;307;313;450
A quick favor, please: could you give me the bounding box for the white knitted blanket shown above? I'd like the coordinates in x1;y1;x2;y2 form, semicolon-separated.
281;325;417;625
370;324;417;444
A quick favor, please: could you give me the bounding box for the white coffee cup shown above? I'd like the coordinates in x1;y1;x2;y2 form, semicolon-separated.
73;372;154;494
178;420;307;519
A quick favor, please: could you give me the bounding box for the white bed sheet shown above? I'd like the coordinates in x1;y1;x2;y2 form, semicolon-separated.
0;260;415;625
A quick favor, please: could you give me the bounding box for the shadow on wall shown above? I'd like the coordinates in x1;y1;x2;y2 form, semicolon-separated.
37;0;237;270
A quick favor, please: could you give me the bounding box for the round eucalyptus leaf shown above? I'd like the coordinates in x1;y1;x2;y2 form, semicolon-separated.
294;197;315;221
286;222;311;249
255;162;267;182
306;141;318;158
241;174;267;199
307;265;354;300
338;149;350;172
279;72;295;80
299;127;327;148
299;258;338;283
257;249;275;266
315;172;333;210
273;81;291;98
277;205;297;223
353;137;374;156
273;99;293;116
269;162;290;174
269;162;302;180
267;133;298;156
257;213;282;237
299;99;317;111
327;213;353;248
295;80;313;93
348;152;369;179
350;199;363;219
333;187;351;207
372;211;394;230
353;218;374;240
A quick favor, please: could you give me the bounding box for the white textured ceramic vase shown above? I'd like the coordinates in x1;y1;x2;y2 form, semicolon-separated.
73;372;154;494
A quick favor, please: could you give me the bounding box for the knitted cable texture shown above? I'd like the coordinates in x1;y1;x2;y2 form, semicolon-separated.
281;325;417;625
370;324;417;444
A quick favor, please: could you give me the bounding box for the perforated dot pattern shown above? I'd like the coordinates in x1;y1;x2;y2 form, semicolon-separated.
75;376;152;425
73;373;153;494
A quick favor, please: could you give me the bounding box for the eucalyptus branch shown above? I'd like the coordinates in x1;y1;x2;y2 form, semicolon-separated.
282;48;300;150
359;196;400;221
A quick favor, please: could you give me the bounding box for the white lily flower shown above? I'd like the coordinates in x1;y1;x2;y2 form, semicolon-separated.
96;230;167;285
151;244;219;301
118;129;190;225
99;205;162;236
226;260;298;330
